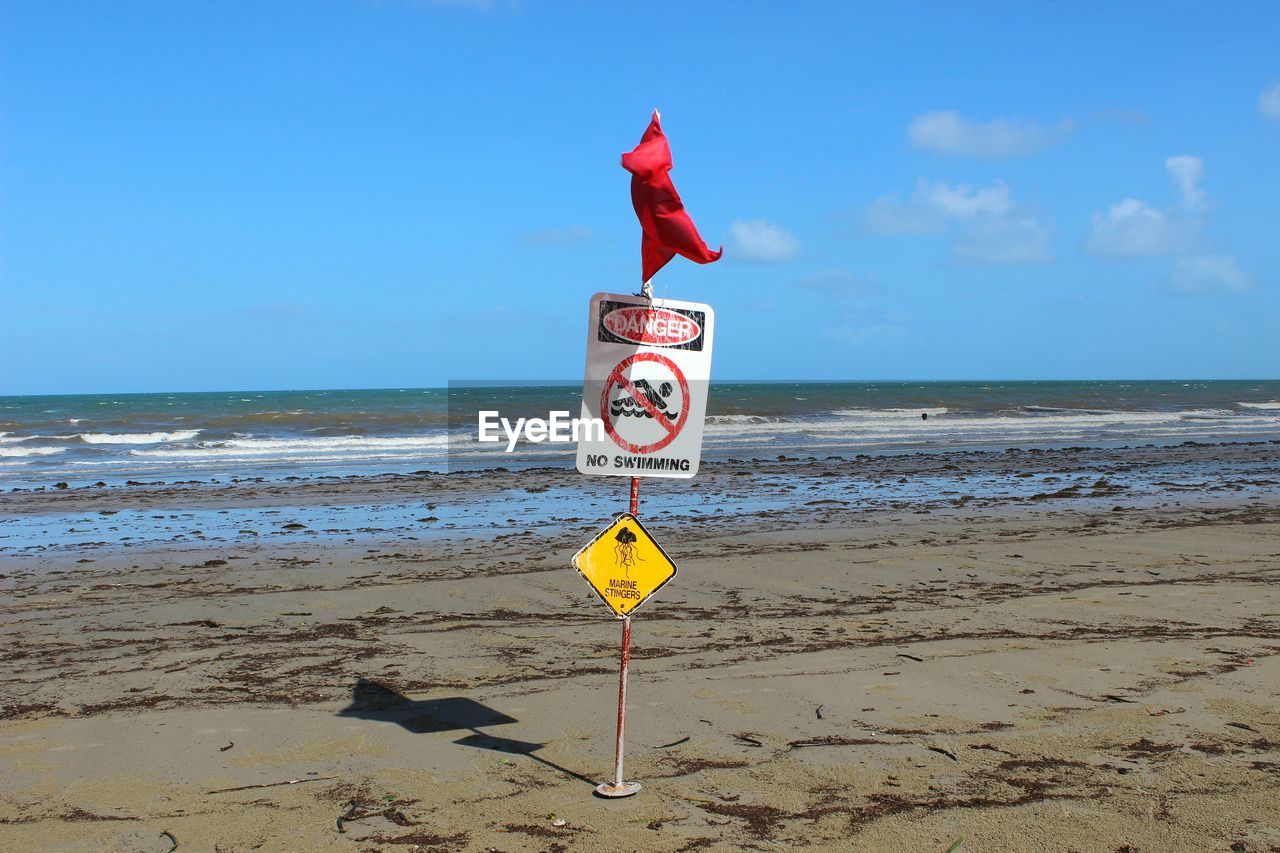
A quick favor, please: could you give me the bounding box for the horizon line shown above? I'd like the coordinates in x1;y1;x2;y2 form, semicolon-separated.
3;377;1280;400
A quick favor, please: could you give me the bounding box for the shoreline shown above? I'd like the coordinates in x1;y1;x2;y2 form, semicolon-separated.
3;439;1277;559
2;445;1279;848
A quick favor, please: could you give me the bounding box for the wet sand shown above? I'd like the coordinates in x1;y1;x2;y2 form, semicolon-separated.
2;444;1279;850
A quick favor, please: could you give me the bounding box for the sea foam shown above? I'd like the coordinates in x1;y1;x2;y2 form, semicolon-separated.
78;430;202;445
0;446;67;458
129;434;450;459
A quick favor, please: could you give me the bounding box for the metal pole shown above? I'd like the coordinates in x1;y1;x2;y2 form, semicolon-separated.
611;615;633;784
596;477;643;798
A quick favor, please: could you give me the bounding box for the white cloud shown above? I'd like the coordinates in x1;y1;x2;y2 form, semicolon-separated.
928;182;1015;219
861;195;944;235
1171;255;1254;293
863;180;1013;234
1092;107;1152;127
795;270;878;299
1259;81;1280;121
1084;199;1196;258
1085;158;1210;258
520;225;593;245
728;219;801;262
952;212;1052;266
907;110;1071;159
863;180;1051;266
1086;158;1253;294
1165;155;1206;212
425;0;503;9
823;307;915;345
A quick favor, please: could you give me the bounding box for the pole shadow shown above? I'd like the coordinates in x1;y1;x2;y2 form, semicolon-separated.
337;678;595;786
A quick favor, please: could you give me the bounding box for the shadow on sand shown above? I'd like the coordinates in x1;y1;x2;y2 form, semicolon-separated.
337;678;595;785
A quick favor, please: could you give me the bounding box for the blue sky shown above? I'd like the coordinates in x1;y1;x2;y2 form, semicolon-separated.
2;0;1278;394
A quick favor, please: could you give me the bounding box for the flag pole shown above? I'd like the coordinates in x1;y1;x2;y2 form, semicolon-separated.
597;275;651;796
596;475;643;798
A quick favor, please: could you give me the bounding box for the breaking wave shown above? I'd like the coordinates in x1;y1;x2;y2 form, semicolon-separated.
0;446;67;458
129;434;450;459
79;430;202;445
3;383;1279;486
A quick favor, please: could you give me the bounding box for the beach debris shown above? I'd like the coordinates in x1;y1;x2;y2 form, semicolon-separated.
207;775;338;794
1226;722;1259;733
732;733;763;748
926;745;959;761
160;830;178;852
815;705;824;720
945;838;965;853
337;798;416;833
551;818;568;827
337;800;360;833
1144;707;1185;717
896;653;924;662
219;741;234;751
1100;694;1135;704
787;736;891;750
655;736;691;749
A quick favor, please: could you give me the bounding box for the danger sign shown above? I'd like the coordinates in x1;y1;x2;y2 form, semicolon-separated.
577;292;714;479
571;513;677;618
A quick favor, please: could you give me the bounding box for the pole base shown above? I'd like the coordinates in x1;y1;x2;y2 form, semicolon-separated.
594;781;642;798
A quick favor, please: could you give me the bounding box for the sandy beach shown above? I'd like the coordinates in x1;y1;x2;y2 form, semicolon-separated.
3;443;1279;851
6;0;1280;846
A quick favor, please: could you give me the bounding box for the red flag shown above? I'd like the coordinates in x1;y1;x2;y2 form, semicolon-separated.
621;111;723;282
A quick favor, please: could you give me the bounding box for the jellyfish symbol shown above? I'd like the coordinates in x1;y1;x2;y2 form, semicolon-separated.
613;526;644;576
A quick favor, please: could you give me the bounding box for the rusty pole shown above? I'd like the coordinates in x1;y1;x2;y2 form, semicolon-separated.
596;476;643;798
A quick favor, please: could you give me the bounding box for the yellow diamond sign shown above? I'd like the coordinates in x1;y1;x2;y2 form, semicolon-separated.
572;513;677;618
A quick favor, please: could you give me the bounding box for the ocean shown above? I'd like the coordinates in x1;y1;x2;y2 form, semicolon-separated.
2;381;1279;488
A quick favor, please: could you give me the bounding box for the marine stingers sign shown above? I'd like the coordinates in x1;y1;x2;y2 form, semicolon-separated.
571;513;677;618
576;292;714;479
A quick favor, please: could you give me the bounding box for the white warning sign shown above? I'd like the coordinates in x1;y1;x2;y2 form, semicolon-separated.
576;292;714;479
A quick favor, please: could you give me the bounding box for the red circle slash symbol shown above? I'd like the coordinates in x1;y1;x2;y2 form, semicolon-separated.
600;353;690;454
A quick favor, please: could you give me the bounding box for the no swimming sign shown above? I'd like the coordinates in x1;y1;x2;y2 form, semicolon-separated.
576;292;715;480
